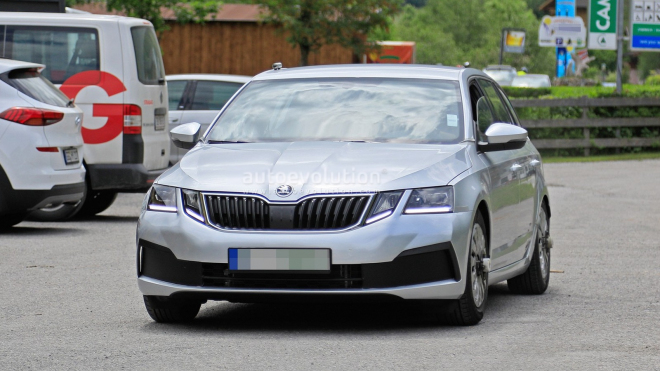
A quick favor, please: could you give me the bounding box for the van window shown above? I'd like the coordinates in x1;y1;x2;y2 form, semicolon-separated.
4;26;100;84
131;26;164;85
1;68;71;107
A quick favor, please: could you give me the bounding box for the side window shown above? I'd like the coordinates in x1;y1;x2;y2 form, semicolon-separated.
5;26;100;84
191;81;243;111
477;79;512;124
497;86;522;126
469;82;495;142
167;80;188;111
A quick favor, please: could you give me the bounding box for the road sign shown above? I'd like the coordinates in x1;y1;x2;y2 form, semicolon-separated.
503;29;526;53
588;0;617;49
538;16;586;48
630;0;660;51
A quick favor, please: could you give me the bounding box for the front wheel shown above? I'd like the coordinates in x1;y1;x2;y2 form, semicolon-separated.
442;212;488;326
76;189;118;218
507;203;550;295
143;296;201;323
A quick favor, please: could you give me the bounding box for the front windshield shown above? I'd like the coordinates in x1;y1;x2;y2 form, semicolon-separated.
206;78;464;144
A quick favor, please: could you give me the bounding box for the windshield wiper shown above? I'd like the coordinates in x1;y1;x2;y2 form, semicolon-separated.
337;140;378;143
207;140;251;144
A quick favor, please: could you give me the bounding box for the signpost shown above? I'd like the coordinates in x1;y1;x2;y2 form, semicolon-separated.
588;0;617;50
538;16;587;48
630;0;660;51
499;28;526;64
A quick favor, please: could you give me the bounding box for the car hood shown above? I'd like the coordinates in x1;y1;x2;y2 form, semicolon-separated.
158;142;471;201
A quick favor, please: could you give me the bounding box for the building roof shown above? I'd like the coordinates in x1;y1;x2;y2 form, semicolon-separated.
72;3;263;22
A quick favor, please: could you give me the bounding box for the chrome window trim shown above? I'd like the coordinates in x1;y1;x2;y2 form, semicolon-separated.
199;192;376;234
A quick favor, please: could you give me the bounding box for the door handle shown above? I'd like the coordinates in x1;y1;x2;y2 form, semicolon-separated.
510;164;522;171
170;118;179;123
530;160;541;166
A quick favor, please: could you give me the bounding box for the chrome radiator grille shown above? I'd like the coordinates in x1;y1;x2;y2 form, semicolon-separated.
205;195;270;229
204;194;371;231
293;196;370;230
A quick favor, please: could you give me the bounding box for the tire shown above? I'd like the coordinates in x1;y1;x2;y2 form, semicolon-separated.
143;295;201;323
75;187;118;218
442;212;489;326
0;213;26;230
507;203;550;295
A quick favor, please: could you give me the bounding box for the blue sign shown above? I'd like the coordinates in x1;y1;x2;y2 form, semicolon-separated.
556;0;576;77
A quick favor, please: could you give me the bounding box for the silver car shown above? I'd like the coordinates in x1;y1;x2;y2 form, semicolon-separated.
137;65;552;326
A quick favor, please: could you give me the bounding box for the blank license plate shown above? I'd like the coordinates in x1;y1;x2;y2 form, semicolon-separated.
155;115;166;131
63;148;79;165
228;248;331;273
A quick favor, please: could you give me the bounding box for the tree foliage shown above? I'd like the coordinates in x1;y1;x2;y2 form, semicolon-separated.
392;0;555;74
66;0;222;33
254;0;403;66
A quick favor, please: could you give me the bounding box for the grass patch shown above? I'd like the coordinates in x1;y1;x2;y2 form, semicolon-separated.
543;152;660;163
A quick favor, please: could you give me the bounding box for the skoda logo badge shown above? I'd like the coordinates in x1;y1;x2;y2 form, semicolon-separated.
276;185;293;198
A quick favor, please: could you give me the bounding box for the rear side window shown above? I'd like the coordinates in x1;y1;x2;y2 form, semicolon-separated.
1;68;71;107
131;26;165;85
191;81;243;110
4;26;99;84
167;80;188;110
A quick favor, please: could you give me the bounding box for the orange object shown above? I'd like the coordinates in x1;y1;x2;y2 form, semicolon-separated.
366;41;416;64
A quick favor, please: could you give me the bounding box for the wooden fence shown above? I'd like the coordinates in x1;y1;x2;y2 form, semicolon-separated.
511;97;660;155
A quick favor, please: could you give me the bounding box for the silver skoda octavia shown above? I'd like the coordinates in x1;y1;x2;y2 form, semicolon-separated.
137;65;552;325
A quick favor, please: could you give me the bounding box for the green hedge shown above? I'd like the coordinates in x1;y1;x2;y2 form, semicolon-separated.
506;85;660;156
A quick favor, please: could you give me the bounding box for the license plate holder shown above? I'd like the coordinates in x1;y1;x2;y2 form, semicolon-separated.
228;248;331;273
63;148;79;165
154;114;166;131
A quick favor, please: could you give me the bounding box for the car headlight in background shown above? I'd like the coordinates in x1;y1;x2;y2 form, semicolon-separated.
148;184;177;212
182;189;205;222
365;190;404;224
404;186;454;214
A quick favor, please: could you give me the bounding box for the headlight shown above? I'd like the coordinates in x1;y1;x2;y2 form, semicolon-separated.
148;184;177;212
404;186;454;214
365;190;404;224
182;189;205;222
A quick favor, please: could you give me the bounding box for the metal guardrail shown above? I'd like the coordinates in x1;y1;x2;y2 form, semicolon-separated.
510;97;660;155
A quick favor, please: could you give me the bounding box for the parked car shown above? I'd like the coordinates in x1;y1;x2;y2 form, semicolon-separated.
511;74;552;88
0;59;85;229
0;12;171;220
137;65;552;325
483;65;517;86
166;74;251;164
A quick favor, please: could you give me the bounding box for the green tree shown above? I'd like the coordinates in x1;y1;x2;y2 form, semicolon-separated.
66;0;222;33
392;0;555;74
254;0;404;66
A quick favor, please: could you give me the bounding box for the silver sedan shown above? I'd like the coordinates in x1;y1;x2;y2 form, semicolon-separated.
137;64;552;326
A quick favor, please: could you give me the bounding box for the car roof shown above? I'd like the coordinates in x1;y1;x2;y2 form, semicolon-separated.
167;74;252;84
252;64;473;81
0;11;150;25
0;58;44;74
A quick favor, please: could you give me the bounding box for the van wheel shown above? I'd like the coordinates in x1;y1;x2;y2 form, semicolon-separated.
76;189;118;217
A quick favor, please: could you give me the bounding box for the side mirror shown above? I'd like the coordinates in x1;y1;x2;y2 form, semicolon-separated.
478;123;528;152
170;122;201;149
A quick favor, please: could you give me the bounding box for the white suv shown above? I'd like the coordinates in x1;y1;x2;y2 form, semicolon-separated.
0;59;85;229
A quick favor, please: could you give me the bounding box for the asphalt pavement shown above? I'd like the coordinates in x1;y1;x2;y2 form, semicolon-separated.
1;160;659;370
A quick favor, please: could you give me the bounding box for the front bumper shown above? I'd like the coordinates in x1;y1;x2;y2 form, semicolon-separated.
136;190;474;301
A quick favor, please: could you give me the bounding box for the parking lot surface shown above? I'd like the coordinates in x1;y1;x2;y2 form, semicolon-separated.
1;160;659;370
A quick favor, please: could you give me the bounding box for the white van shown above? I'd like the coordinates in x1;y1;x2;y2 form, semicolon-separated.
0;12;170;219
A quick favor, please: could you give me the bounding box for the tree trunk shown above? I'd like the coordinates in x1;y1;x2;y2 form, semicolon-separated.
299;44;310;67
